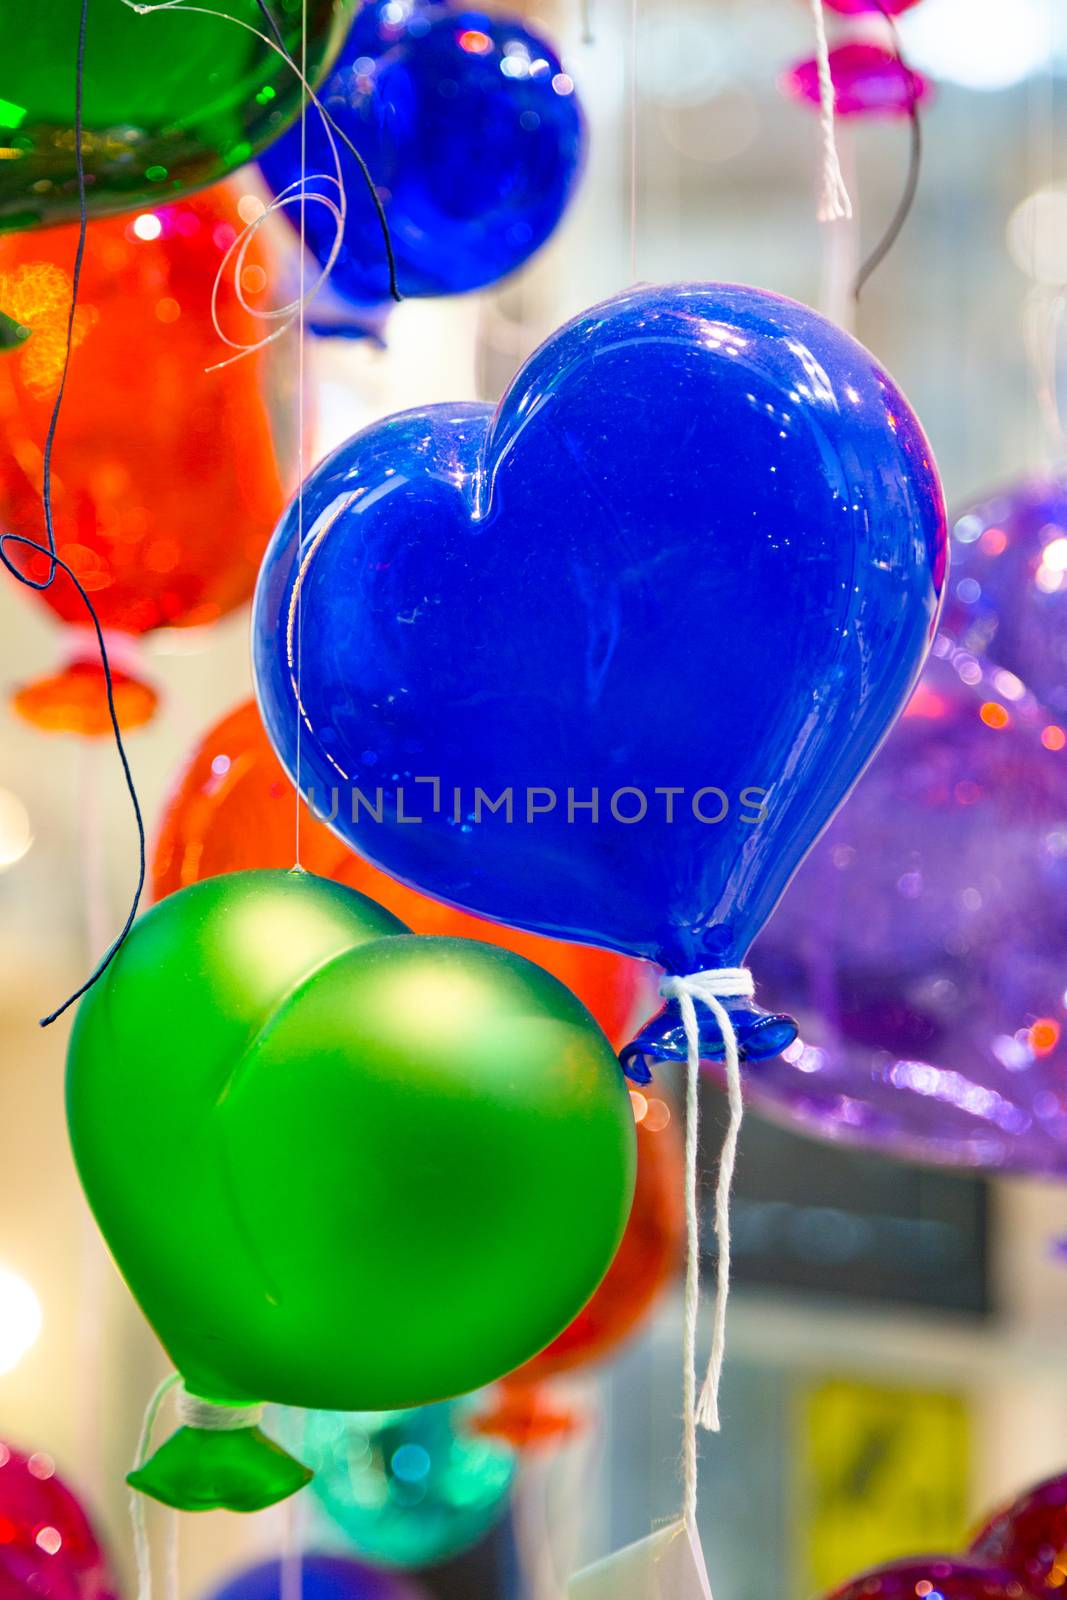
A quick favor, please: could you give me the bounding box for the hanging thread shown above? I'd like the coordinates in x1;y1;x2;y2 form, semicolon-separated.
852;0;924;301
658;967;753;1529
130;1377;266;1600
0;0;150;1029
808;0;852;223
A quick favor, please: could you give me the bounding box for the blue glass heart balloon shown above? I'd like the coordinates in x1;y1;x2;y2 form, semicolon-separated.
253;283;947;1071
257;0;584;316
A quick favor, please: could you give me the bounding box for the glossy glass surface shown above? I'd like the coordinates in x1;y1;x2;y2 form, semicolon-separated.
253;283;946;1067
970;1470;1067;1598
0;0;353;232
258;0;584;306
298;1400;515;1567
782;43;930;120
151;699;652;1049
941;475;1067;715
824;1561;1031;1600
0;1441;120;1600
67;870;635;1427
748;643;1067;1176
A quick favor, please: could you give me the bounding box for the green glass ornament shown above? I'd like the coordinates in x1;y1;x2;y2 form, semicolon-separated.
0;0;355;233
66;869;636;1514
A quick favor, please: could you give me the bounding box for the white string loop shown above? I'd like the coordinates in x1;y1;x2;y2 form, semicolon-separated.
121;0;350;368
658;966;753;1530
808;0;853;223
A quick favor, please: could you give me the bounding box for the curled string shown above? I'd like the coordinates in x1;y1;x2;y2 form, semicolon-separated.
122;0;401;368
0;0;149;1028
852;0;924;302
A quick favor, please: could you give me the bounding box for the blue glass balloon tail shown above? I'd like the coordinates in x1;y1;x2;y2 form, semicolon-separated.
618;997;798;1084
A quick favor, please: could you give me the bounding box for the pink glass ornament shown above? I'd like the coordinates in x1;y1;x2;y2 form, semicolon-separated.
824;1558;1033;1599
781;42;930;119
0;1442;118;1600
970;1471;1067;1597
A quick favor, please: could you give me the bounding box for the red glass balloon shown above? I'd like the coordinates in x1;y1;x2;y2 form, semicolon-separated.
970;1472;1067;1597
151;699;655;1048
0;1441;119;1600
824;1559;1033;1599
0;182;294;735
781;43;930;119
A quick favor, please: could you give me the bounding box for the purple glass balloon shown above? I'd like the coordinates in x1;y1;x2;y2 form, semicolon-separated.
823;1558;1033;1599
0;1441;119;1600
781;43;930;119
942;476;1067;716
745;641;1067;1175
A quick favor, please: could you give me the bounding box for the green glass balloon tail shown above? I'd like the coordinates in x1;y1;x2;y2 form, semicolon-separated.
0;310;30;349
128;1376;312;1520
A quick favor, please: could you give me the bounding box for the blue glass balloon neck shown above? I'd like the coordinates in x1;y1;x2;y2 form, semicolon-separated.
619;993;798;1084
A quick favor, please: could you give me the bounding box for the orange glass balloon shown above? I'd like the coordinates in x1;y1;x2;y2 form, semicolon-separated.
0;182;294;734
152;699;656;1049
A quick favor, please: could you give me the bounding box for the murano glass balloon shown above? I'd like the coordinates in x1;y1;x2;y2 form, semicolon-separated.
67;869;636;1510
0;1442;120;1600
258;0;584;311
253;282;946;1073
823;1561;1032;1600
299;1401;515;1567
0;0;355;232
748;644;1067;1176
941;475;1067;716
0;183;294;734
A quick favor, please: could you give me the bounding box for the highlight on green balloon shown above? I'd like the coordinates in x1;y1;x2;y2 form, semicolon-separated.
65;868;637;1511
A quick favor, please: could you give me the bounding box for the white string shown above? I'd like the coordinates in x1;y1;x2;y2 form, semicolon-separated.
130;1377;266;1600
130;1373;180;1600
121;0;349;369
658;967;753;1530
808;0;853;223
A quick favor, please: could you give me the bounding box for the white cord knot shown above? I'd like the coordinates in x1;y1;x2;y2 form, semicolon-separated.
660;966;753;1530
176;1387;265;1431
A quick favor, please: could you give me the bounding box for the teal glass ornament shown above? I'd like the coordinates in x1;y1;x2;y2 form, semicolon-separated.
299;1400;516;1568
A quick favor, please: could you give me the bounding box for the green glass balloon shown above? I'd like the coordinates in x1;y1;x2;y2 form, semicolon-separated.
0;0;355;232
66;869;636;1513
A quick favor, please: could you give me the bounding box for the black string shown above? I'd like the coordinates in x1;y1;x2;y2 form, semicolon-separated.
852;2;924;303
254;0;402;304
0;0;148;1027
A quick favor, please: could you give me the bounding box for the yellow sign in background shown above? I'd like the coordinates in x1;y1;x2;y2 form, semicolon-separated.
792;1376;971;1596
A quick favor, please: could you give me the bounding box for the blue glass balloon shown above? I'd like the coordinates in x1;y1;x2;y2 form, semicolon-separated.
298;1401;515;1569
252;283;947;1069
207;1555;426;1600
257;0;585;312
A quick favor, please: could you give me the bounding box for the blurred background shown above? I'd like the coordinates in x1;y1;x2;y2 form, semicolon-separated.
4;0;1067;1597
